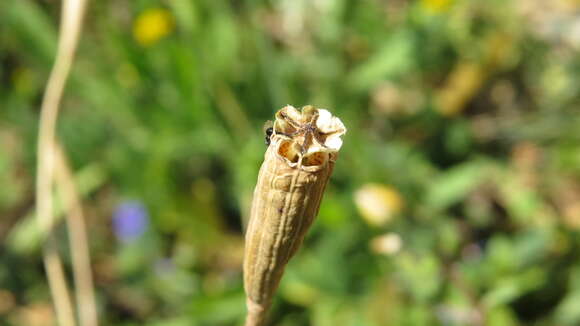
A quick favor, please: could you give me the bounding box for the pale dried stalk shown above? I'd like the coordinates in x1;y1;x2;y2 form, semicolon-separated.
54;143;99;326
35;0;88;325
243;105;346;326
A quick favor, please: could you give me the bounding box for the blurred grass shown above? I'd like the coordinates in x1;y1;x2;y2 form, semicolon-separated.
2;0;580;325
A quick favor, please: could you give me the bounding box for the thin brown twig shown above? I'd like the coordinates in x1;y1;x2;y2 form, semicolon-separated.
35;0;88;325
54;143;99;326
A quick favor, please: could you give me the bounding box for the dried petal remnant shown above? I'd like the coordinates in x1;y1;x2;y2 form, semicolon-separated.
244;105;346;326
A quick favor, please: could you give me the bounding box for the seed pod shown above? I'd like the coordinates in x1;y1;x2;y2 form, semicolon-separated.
243;105;346;326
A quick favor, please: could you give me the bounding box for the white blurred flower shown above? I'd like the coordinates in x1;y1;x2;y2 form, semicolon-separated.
354;184;404;226
370;233;403;256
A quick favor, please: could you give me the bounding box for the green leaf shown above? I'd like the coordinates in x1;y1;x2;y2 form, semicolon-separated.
347;30;415;91
425;160;489;211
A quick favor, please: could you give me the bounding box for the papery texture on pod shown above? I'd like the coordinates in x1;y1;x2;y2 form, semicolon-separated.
243;105;346;326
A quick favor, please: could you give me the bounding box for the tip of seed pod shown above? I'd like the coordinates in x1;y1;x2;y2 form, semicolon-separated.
272;105;346;167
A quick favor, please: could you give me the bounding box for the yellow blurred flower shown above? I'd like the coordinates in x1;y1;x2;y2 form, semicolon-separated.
421;0;454;13
354;184;404;226
435;62;485;116
133;8;174;46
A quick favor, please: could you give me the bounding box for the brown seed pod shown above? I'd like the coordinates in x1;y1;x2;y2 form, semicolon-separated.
243;105;346;326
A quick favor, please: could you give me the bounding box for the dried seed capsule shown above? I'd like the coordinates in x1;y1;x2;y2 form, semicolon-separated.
243;105;346;326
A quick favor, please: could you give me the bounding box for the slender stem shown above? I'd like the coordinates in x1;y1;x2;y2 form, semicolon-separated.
35;0;88;325
54;143;99;326
42;241;76;326
244;299;268;326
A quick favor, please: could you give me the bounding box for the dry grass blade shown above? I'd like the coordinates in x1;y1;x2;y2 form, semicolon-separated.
54;143;99;326
35;0;88;325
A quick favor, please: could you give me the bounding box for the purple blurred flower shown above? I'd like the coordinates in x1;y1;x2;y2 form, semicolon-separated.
112;200;149;243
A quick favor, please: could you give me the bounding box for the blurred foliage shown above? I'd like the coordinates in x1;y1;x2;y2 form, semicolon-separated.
1;0;580;325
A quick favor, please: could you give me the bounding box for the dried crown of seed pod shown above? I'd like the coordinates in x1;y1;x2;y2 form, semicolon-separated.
272;105;346;167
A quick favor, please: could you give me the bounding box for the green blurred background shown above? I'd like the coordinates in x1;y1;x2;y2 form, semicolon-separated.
2;0;580;325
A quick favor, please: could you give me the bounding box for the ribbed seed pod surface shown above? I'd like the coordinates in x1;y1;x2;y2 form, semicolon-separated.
243;105;346;326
